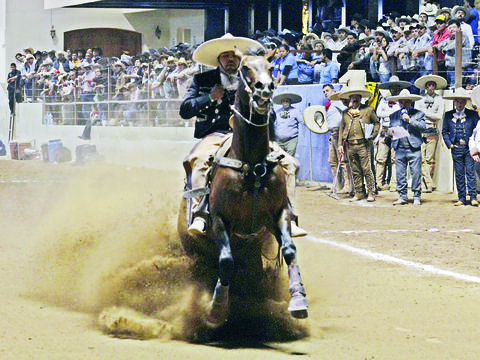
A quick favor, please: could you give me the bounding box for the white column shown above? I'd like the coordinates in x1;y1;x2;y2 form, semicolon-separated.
0;0;6;85
378;0;383;21
278;0;282;32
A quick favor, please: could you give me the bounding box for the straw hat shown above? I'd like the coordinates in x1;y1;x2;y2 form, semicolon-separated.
436;7;452;17
337;27;352;35
193;33;264;68
304;32;320;41
452;5;469;18
378;75;411;90
422;3;437;16
414;75;447;90
303;105;328;134
471;86;480;107
272;92;302;105
113;60;125;68
442;87;471;100
177;57;188;66
166;56;177;63
338;70;372;99
312;39;326;48
388;89;423;102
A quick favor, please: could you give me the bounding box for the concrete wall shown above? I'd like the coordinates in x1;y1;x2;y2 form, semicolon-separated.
5;102;196;173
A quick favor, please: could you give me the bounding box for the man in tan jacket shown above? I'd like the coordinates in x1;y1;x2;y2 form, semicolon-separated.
338;82;380;201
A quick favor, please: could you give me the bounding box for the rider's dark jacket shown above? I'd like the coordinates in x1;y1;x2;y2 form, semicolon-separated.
180;68;235;139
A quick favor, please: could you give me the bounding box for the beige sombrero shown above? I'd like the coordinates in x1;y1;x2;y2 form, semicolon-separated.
303;105;328;134
442;87;471;100
378;75;411;90
338;70;372;99
471;85;480;107
328;91;344;101
193;33;264;68
388;89;423;102
414;74;447;90
272;92;302;105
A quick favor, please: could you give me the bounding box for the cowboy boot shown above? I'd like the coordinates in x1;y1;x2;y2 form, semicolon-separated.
206;280;229;327
287;264;308;319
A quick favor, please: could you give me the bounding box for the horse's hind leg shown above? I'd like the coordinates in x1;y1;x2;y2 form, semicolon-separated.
207;215;233;327
276;209;308;319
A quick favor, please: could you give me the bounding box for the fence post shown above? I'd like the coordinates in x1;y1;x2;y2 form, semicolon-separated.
455;28;463;88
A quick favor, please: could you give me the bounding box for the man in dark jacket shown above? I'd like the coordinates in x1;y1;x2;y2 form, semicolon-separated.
442;88;479;206
387;89;426;206
7;63;22;114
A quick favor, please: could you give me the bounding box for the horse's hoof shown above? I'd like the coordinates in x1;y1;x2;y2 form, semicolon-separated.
206;281;229;328
206;302;229;328
290;309;308;319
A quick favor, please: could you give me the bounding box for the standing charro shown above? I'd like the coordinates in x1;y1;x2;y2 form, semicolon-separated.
375;76;411;192
338;71;380;202
387;89;426;206
442;87;479;207
414;75;447;193
179;33;307;237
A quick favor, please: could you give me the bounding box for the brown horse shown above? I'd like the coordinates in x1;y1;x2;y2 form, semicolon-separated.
180;50;308;327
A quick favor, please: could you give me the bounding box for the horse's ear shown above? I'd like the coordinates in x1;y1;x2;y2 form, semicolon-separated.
234;47;244;59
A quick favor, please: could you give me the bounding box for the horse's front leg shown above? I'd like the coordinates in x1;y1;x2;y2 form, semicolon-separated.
276;208;308;319
207;215;233;327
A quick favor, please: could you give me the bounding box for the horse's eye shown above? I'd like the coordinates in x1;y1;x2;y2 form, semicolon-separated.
268;82;275;91
254;81;263;90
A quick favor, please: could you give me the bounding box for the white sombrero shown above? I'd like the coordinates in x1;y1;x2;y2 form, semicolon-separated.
303;105;328;134
471;85;480;107
388;89;423;102
414;74;447;90
272;92;302;105
442;87;471;100
193;33;264;68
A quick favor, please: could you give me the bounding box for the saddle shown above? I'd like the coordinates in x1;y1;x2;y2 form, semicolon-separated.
183;133;285;199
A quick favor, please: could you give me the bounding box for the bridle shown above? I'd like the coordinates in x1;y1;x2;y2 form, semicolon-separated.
230;56;273;128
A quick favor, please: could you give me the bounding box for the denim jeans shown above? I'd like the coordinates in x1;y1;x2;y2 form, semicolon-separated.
452;145;477;202
395;146;422;200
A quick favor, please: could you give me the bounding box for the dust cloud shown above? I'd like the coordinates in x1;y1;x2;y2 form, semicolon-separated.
24;163;307;343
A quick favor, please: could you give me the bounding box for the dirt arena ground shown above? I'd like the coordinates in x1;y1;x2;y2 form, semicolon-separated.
2;158;480;359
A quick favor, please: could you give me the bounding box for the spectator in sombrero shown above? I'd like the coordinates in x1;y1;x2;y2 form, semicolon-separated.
452;5;475;46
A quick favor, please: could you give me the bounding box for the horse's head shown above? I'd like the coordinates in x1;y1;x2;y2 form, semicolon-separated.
237;52;274;116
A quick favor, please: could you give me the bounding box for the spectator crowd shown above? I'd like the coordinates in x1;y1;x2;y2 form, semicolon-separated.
7;45;201;125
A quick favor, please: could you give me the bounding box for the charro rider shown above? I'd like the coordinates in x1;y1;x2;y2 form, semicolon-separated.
179;33;307;237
